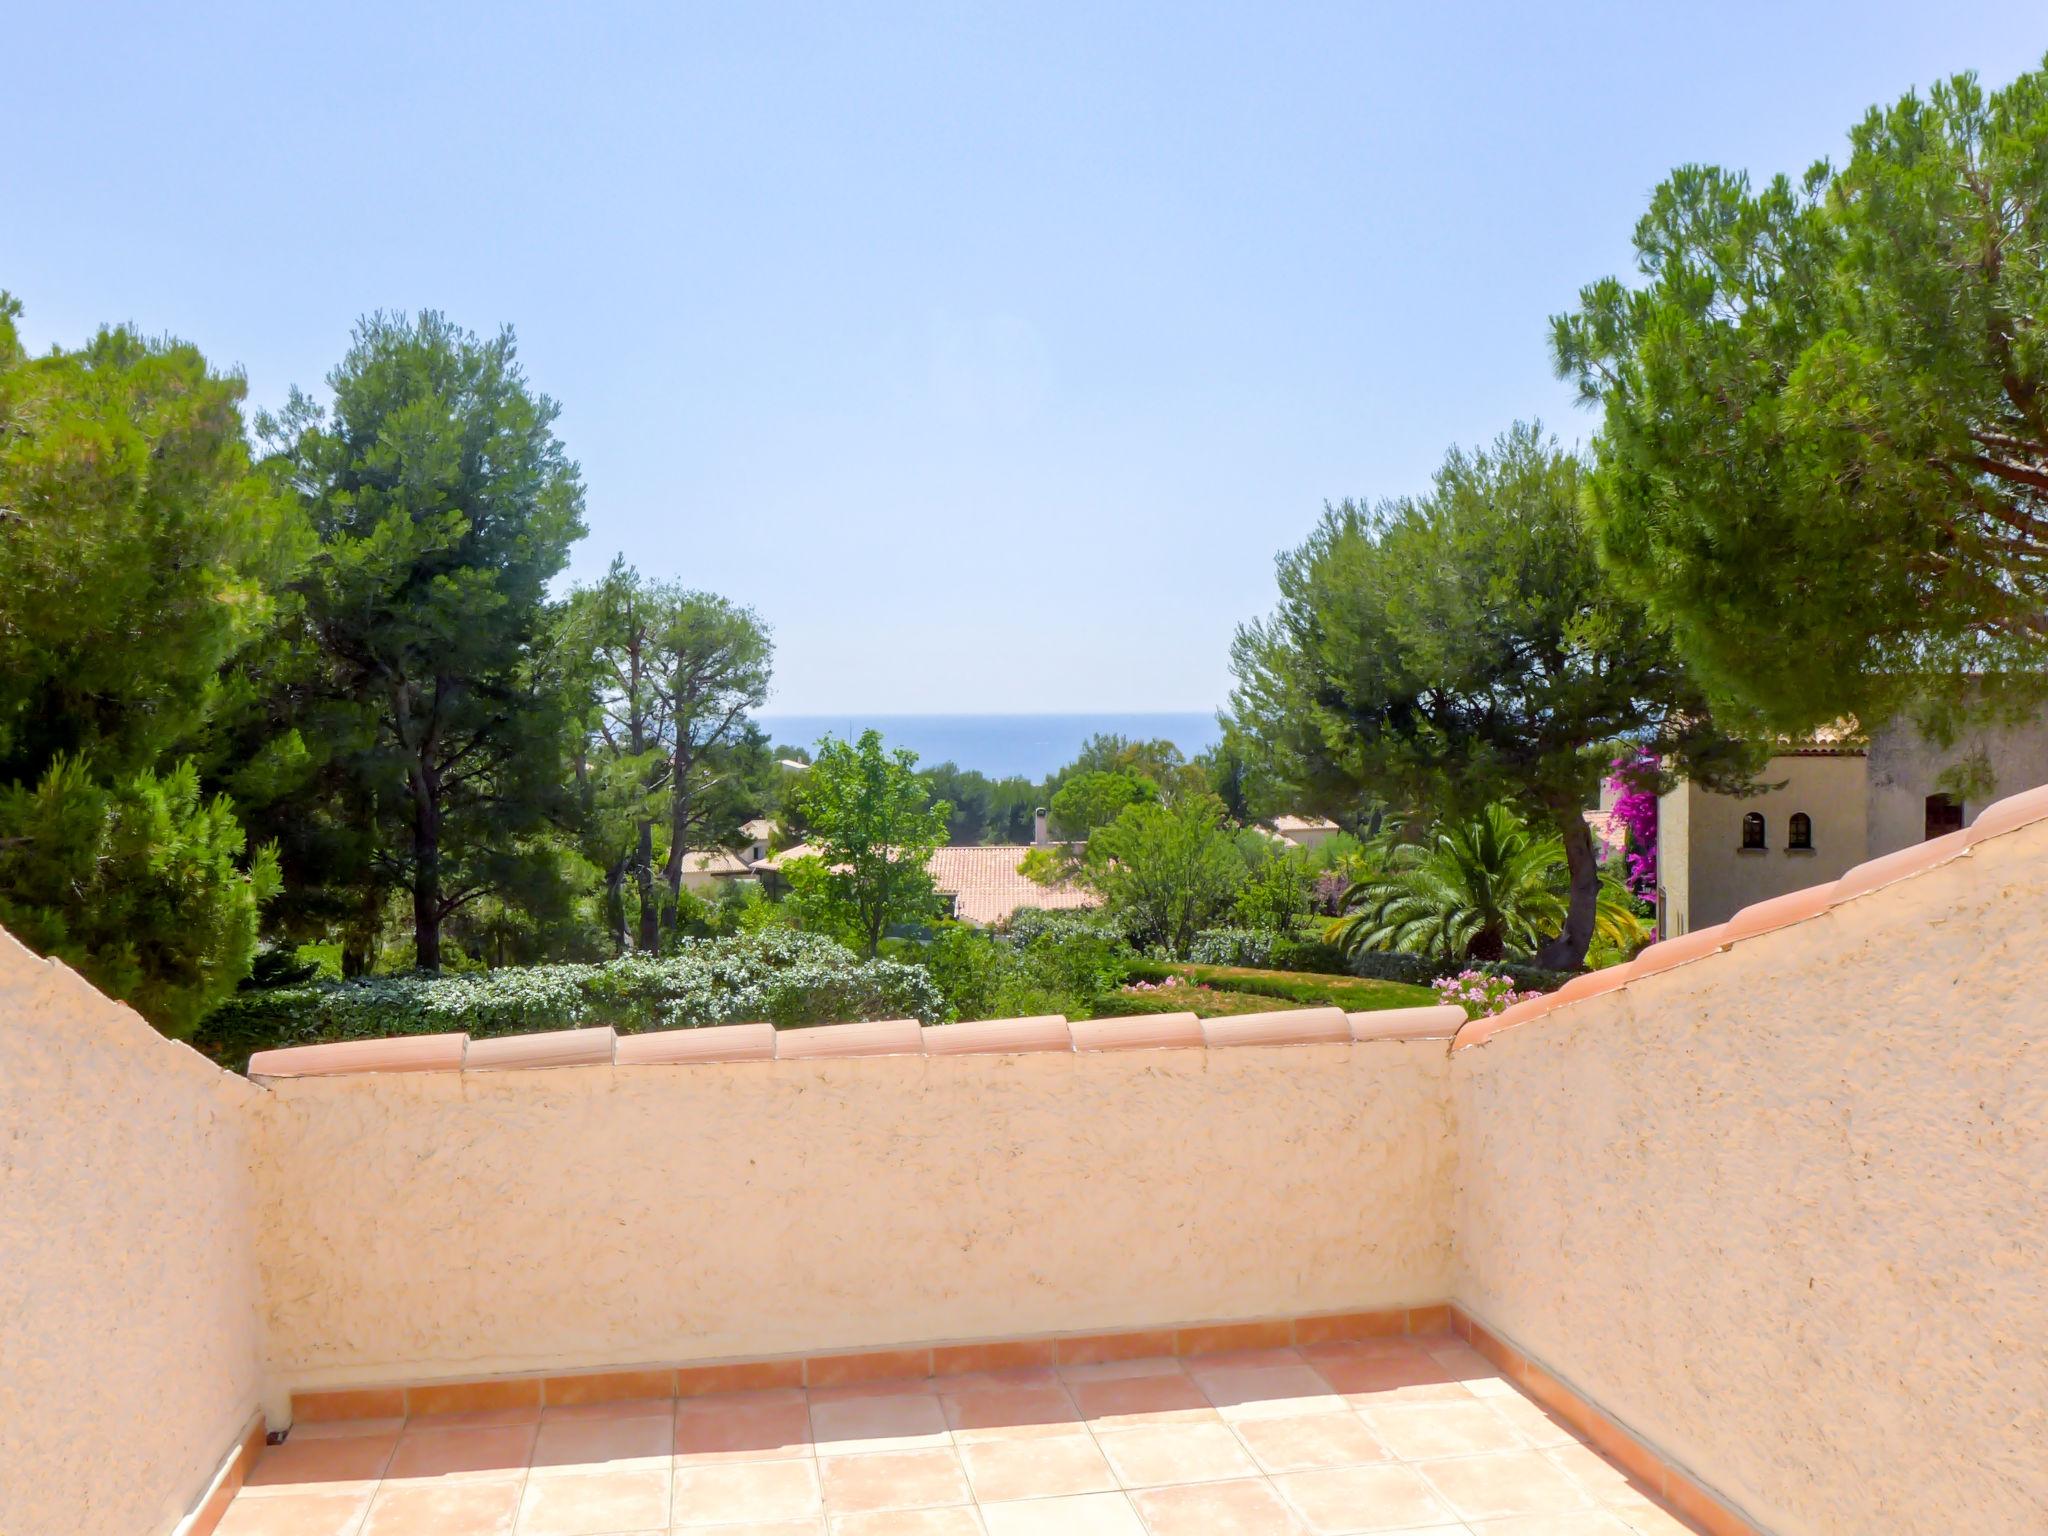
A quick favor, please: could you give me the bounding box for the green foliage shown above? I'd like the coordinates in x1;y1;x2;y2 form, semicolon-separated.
921;761;1041;845
1554;59;2048;739
787;729;951;956
0;294;298;1030
1230;845;1315;932
1330;804;1569;964
253;311;587;972
1048;769;1157;839
915;912;1133;1023
0;759;281;1036
564;558;775;953
1062;794;1248;958
1230;424;1756;968
1119;958;1437;1011
1329;804;1648;969
193;928;944;1067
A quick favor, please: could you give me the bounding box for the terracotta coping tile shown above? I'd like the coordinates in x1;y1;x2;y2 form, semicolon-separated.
463;1026;616;1072
1349;1004;1466;1042
292;1386;407;1423
932;1339;1058;1375
1199;1007;1350;1048
1068;1012;1204;1051
615;1022;775;1065
249;1032;467;1080
1450;994;1556;1050
1175;1319;1293;1355
805;1346;934;1387
1546;966;1630;1007
775;1018;925;1059
543;1368;676;1406
921;1015;1073;1055
1721;881;1839;944
407;1376;543;1416
1832;828;1969;903
1623;923;1729;981
1054;1329;1177;1365
1963;780;2048;846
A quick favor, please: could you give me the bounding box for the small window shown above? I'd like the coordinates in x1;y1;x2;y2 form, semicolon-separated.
1740;812;1767;851
1925;793;1965;841
1787;812;1813;851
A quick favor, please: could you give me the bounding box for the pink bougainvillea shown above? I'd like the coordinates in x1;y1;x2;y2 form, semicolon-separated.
1608;749;1659;900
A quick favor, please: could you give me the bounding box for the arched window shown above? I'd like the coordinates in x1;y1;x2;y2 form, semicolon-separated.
1740;812;1767;851
1788;812;1813;851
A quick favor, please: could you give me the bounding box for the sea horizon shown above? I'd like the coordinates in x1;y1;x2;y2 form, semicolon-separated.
756;711;1223;781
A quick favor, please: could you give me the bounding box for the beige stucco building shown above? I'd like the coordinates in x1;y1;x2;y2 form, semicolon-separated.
1658;712;2048;934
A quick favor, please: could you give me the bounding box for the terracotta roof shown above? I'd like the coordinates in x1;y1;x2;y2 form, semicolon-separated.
927;845;1101;926
739;817;777;840
1271;815;1340;834
679;850;752;877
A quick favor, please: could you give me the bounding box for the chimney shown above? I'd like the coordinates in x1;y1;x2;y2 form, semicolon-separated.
1033;807;1050;846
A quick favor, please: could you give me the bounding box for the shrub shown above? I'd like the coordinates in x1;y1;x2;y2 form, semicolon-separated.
915;910;1137;1022
1188;928;1275;967
1432;969;1542;1020
192;929;945;1068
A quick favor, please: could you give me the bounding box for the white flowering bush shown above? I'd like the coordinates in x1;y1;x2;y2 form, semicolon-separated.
195;929;945;1067
1432;968;1543;1020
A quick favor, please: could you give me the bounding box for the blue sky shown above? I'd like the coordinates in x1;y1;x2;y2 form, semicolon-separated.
8;4;2045;713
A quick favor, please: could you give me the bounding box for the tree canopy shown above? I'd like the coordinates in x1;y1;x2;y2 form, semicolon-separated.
1229;424;1755;969
0;294;297;1030
1553;60;2048;740
785;729;950;956
255;311;587;971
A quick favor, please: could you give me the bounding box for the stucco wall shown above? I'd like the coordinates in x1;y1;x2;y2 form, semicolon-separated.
252;1041;1455;1395
1867;712;2048;856
0;931;267;1536
1667;755;1868;932
1453;820;2048;1535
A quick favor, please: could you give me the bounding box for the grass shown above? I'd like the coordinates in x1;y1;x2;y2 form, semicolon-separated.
1111;960;1437;1017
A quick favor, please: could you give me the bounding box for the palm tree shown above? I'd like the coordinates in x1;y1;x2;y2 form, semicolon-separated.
1327;803;1647;966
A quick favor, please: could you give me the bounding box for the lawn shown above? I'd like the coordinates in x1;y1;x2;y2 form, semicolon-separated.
1108;960;1438;1018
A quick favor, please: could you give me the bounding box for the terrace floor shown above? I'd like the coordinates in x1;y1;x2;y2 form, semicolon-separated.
219;1334;1700;1536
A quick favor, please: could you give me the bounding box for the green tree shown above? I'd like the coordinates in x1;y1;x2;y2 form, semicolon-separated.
258;312;586;971
1552;60;2048;739
1230;843;1315;933
1063;794;1246;957
1230;424;1754;969
0;294;297;1030
567;561;774;951
1048;769;1157;839
785;729;951;956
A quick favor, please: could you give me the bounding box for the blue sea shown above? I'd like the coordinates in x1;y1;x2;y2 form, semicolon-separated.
756;712;1222;782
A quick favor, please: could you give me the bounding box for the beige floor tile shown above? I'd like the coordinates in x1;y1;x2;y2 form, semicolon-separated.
819;1448;971;1513
978;1491;1147;1535
1094;1420;1260;1487
1194;1364;1349;1421
516;1467;671;1535
1070;1372;1219;1429
214;1492;374;1536
674;1396;816;1463
1485;1396;1582;1448
1542;1443;1660;1509
1272;1462;1460;1534
529;1412;672;1475
540;1396;675;1422
1364;1401;1528;1461
408;1405;544;1431
1057;1355;1186;1384
1314;1355;1471;1406
939;1383;1083;1442
672;1459;822;1526
242;1433;398;1496
958;1434;1119;1501
829;1510;987;1535
385;1424;537;1484
811;1393;951;1456
288;1416;408;1441
1416;1450;1594;1523
1232;1413;1390;1474
1465;1511;1640;1535
360;1479;522;1535
1129;1478;1311;1535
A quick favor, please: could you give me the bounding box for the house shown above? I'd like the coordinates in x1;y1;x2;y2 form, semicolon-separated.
737;817;777;863
1265;813;1342;850
673;848;755;895
1657;712;2048;934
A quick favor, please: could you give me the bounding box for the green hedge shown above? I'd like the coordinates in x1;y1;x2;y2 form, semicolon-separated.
193;930;945;1069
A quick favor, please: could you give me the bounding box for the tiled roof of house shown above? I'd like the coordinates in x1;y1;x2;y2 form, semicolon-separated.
927;846;1100;926
679;850;752;877
1272;814;1340;834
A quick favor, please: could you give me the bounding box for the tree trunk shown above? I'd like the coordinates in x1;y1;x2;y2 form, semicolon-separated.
633;817;659;952
1533;800;1599;971
412;784;442;971
603;857;629;956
